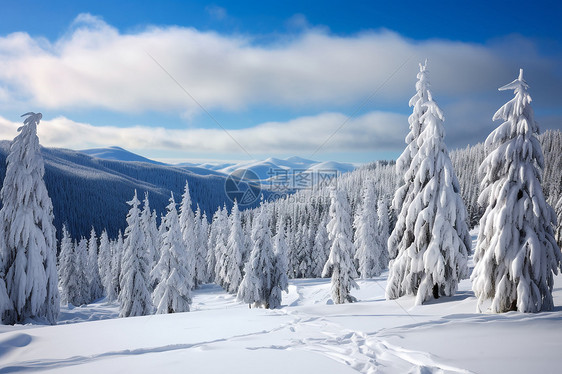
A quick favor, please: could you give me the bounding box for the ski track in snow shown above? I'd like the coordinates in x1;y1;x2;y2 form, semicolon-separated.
249;309;474;374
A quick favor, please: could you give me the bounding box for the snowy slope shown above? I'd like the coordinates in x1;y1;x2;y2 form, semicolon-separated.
1;233;561;374
1;273;561;373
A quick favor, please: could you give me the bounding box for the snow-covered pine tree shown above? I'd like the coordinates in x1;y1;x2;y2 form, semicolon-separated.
119;191;154;317
310;214;330;278
98;230;113;300
109;231;123;301
270;217;289;309
140;193;159;275
87;228;104;301
206;207;221;283
151;193;192;314
237;206;276;308
151;210;161;260
76;238;91;306
198;209;210;283
388;62;431;266
287;212;299;278
179;181;197;288
213;205;230;287
377;196;390;269
323;189;358;304
297;218;314;278
386;62;470;305
222;201;244;293
193;205;208;285
472;69;562;313
0;112;59;324
354;179;384;278
242;211;253;264
58;225;81;306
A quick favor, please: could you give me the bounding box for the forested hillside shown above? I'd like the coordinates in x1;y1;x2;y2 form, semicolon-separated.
0;142;263;241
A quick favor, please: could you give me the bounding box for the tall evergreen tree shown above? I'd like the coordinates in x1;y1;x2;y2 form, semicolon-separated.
87;228;104;301
388;62;430;261
222;201;244;293
206;207;222;283
193;205;207;286
386;62;470;305
108;231;123;301
98;230;112;299
323;189;358;304
377;196;390;268
140;193;159;274
354;179;384;278
213;205;230;287
197;209;210;283
0;112;59;324
238;206;276;308
310;214;330;278
179;181;197;288
270;217;289;309
152;193;192;314
76;238;91;305
58;225;81;306
119;191;154;317
472;69;562;313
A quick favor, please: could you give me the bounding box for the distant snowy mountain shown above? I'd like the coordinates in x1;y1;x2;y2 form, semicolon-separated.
80;146;165;165
81;146;357;189
185;156;356;189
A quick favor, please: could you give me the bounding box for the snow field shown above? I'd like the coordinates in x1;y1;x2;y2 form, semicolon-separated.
1;267;561;374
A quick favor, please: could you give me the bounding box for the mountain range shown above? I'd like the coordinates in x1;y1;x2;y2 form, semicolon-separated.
83;147;356;187
0;144;355;241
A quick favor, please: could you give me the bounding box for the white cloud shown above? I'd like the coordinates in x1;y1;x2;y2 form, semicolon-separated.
0;111;408;154
0;14;560;160
0;13;559;115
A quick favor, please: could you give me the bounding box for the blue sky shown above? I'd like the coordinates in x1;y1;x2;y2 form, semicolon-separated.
0;0;560;164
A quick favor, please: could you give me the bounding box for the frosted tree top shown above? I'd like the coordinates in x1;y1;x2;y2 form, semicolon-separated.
21;112;43;126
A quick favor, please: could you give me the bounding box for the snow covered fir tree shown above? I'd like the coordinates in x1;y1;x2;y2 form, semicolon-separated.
323;188;358;304
221;200;244;294
119;191;154;317
0;112;59;325
87;228;104;302
237;205;281;308
386;62;470;305
58;225;80;306
151;193;192;314
472;69;562;313
354;178;385;278
178;182;198;288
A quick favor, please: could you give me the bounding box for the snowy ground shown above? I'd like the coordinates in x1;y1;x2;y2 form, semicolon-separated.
1;235;562;373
